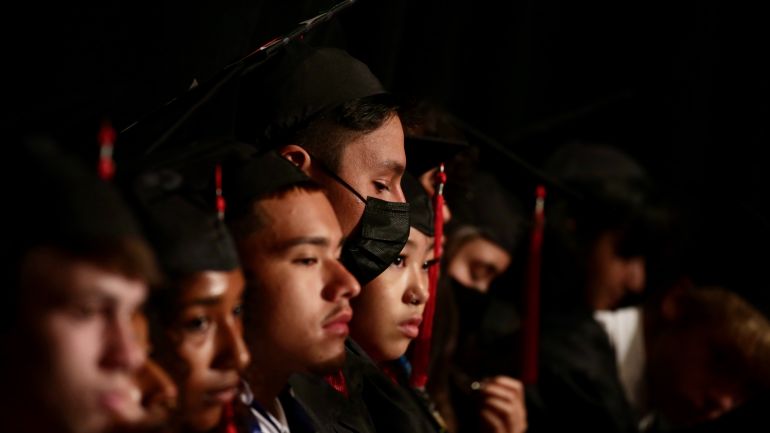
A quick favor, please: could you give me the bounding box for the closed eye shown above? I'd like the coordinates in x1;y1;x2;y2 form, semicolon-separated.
373;180;390;193
183;316;211;333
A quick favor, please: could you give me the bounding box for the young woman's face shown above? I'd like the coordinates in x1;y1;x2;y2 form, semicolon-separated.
351;228;434;363
160;270;250;432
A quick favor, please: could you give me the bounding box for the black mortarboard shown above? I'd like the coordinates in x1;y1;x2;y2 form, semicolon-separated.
545;141;648;184
402;172;434;237
235;41;386;145
5;136;142;249
544;141;665;258
223;150;314;219
129;168;239;277
447;171;526;254
405;135;469;177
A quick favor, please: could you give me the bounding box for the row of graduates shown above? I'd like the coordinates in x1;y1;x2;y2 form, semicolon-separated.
0;42;528;433
5;38;770;433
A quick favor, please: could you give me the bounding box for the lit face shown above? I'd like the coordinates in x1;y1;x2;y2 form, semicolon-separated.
310;115;407;236
161;270;249;432
18;248;148;433
585;231;646;310
447;236;511;293
351;228;434;363
239;189;361;375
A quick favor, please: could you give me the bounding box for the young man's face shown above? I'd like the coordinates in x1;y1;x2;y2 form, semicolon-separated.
312;114;407;236
351;227;433;363
585;231;646;310
160;270;249;432
239;189;360;374
447;236;511;293
18;247;148;433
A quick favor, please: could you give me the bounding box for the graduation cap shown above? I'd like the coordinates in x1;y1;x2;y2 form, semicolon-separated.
4;135;142;250
405;135;469;177
117;0;360;159
129;167;240;278
222;150;314;220
446;171;527;255
234;41;387;147
402;172;434;237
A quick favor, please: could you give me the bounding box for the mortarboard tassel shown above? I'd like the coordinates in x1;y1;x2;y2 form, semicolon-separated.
520;185;546;385
97;120;116;181
324;369;349;398
223;401;238;433
216;164;226;221
410;164;447;389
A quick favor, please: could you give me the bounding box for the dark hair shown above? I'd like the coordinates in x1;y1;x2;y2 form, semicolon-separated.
3;237;159;331
227;182;322;241
287;94;399;171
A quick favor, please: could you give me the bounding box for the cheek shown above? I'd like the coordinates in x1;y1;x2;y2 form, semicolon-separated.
176;335;215;397
44;314;104;385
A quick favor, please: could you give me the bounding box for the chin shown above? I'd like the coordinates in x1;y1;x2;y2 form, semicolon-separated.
307;350;347;375
185;407;223;433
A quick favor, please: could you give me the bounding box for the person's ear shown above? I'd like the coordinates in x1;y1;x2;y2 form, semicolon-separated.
278;144;312;173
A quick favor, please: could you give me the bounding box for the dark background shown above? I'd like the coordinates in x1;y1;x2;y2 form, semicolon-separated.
3;0;768;312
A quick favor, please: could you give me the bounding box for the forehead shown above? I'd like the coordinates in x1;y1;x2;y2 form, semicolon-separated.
255;190;342;246
22;248;147;307
339;115;406;171
176;270;245;304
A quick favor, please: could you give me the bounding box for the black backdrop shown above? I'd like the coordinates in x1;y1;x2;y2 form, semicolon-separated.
3;0;769;311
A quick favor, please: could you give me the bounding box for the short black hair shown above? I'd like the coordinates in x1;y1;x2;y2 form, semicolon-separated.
282;93;399;171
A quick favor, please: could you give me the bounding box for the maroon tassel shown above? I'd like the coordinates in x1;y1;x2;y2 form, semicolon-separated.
520;185;546;385
97;120;116;181
410;164;447;389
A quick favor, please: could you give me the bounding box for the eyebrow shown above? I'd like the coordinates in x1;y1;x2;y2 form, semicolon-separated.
278;236;332;250
182;296;223;307
380;159;406;176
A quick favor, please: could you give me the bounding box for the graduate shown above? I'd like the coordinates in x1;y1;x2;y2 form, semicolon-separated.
0;137;159;433
225;150;360;433
125;143;250;433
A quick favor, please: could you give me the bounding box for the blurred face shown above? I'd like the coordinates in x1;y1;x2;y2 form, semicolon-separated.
351;228;434;363
586;231;646;310
447;236;511;293
239;189;361;375
310;115;406;236
18;248;147;433
648;330;748;427
161;270;249;432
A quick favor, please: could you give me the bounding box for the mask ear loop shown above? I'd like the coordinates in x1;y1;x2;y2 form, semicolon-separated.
309;153;368;204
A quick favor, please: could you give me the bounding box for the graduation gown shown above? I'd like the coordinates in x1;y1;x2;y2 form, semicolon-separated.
290;339;442;433
528;309;638;433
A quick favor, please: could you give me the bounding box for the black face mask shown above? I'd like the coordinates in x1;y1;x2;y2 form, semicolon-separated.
320;164;410;285
449;277;491;332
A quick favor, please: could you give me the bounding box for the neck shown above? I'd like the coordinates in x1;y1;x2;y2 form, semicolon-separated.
247;362;291;418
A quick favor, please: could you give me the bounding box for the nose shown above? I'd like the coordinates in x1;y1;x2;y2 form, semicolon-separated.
625;257;646;293
213;321;251;372
323;259;362;301
392;182;407;203
102;314;147;372
403;264;429;306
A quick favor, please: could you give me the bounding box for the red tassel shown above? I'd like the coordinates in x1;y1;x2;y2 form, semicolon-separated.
223;401;238;433
216;164;226;220
97;121;116;181
410;164;447;389
324;369;349;398
520;185;546;385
